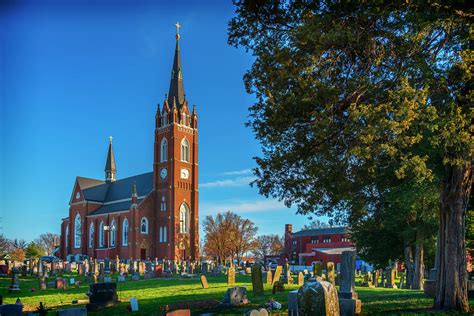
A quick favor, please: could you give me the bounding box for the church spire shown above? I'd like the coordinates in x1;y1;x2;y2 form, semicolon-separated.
105;136;116;183
168;22;185;108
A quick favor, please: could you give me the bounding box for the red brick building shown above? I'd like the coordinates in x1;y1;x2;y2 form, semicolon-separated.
283;224;354;266
60;28;199;261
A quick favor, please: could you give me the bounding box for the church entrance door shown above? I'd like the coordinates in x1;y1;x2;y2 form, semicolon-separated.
140;248;146;260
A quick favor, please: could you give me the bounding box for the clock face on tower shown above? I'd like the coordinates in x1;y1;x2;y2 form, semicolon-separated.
180;168;189;179
160;168;168;179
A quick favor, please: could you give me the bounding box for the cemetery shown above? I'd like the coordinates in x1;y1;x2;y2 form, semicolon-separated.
0;255;473;314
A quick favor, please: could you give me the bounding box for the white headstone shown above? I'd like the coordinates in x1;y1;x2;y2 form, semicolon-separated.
130;297;139;312
69;278;75;285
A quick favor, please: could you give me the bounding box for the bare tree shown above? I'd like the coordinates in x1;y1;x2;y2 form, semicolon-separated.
0;234;12;255
35;233;60;256
302;219;331;230
12;238;27;250
253;234;284;259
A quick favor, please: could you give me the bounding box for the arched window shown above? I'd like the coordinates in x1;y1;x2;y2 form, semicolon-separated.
159;227;163;242
74;214;81;248
141;217;148;234
182;113;187;125
161;196;166;212
110;220;116;247
99;221;104;248
181;138;190;162
122;218;129;246
179;203;189;234
163;225;167;242
89;223;94;248
160;138;168;162
162;113;168;126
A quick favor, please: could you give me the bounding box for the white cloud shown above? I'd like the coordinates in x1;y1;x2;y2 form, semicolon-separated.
221;169;253;176
200;199;287;215
200;176;255;188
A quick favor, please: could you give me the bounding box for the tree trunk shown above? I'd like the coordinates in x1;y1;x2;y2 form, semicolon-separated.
404;241;415;289
413;232;424;290
434;163;471;311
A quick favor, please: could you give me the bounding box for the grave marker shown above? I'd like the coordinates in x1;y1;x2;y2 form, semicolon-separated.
251;265;264;295
200;275;209;289
298;272;305;286
227;266;236;287
266;270;273;285
273;266;283;284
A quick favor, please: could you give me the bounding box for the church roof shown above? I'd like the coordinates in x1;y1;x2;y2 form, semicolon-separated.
292;227;348;237
76;177;105;190
82;171;153;205
89;198;145;216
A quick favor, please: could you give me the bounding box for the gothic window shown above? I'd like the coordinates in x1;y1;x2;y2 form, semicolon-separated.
159;227;163;242
162;113;168;126
163;225;167;242
110;220;116;247
99;221;104;248
89;223;94;248
65;226;69;249
74;214;81;249
122;218;129;246
141;217;148;234
161;196;166;212
179;203;189;234
160;138;168;162
181;138;190;162
182;113;187;125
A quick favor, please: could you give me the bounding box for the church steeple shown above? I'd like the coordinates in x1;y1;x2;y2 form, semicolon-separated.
104;136;116;183
168;22;185;108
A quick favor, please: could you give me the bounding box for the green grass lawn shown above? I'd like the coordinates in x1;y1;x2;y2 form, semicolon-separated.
1;273;473;315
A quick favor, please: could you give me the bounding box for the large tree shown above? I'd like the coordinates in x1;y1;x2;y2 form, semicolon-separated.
203;211;258;263
229;1;472;311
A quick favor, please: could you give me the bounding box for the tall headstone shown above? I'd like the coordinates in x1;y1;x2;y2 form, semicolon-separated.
251;265;264;295
8;268;21;292
327;262;335;286
227;266;236;287
297;281;340;316
338;251;361;316
385;267;397;289
298;272;305;286
200;275;209;289
273;266;283;284
267;270;273;285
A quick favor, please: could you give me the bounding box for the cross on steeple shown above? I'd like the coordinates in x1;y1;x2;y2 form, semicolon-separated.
168;21;185;107
175;22;181;40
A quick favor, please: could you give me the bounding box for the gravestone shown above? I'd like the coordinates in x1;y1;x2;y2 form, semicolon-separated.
8;268;21;292
298;272;305;286
166;309;191;316
327;262;335;286
297;280;339;316
398;273;405;289
385;267;397;289
374;270;380;287
155;264;163;278
338;251;361;316
104;276;112;283
132;273;140;281
86;282;118;311
248;309;269;316
0;304;22;316
251;265;264;295
273;266;283;284
200;275;209;289
223;286;248;305
266;270;273;285
201;262;208;275
227;266;236;287
55;277;65;289
117;275;125;282
313;262;322;278
130;297;139;312
288;289;299;316
38;275;47;290
286;269;293;285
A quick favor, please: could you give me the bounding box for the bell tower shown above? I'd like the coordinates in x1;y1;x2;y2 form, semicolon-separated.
153;23;199;261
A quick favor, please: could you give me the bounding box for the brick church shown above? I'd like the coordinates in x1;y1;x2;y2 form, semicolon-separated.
60;25;199;261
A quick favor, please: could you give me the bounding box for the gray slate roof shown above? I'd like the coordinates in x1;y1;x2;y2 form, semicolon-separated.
82;172;153;203
89;198;145;216
292;227;347;237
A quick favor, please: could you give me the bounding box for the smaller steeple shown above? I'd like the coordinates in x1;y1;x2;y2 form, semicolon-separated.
104;136;116;183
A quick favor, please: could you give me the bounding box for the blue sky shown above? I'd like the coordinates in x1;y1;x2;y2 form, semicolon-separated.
0;0;315;242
